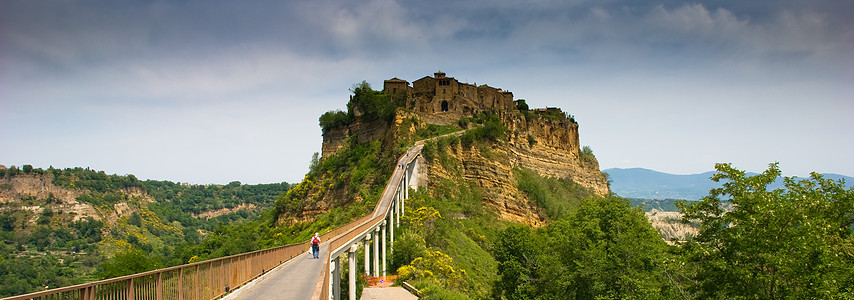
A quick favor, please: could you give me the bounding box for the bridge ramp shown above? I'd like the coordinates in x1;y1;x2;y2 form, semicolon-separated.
224;243;328;300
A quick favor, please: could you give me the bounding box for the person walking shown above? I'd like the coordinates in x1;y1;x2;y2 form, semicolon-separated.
310;233;321;259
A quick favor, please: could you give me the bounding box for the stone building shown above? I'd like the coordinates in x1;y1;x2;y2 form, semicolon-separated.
383;72;515;124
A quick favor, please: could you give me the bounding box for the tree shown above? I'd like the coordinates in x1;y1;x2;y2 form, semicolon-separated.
678;163;854;299
347;81;395;123
494;224;540;300
319;110;351;133
97;247;163;279
494;196;676;299
539;196;674;299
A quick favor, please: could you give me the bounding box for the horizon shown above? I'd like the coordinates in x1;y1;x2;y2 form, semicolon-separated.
3;163;850;186
2;1;852;185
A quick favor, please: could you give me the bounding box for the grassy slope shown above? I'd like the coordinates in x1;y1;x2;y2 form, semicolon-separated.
393;132;600;299
0;167;291;297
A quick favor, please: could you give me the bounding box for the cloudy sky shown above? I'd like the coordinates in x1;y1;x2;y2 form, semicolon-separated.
2;0;852;185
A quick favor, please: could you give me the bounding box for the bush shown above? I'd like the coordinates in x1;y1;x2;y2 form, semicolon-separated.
515;99;529;111
580;145;596;163
348;81;396;123
319;110;351;133
422;140;437;161
392;230;427;271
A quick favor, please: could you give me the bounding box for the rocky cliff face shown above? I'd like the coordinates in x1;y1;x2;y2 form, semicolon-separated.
0;174;151;225
410;111;610;226
321;118;390;158
423;142;546;226
506;113;610;196
314;79;608;226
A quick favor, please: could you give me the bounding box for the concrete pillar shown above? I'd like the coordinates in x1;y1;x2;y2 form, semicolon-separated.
389;212;394;253
373;228;380;277
381;221;387;277
364;235;371;277
349;244;358;300
394;189;403;227
333;256;341;300
401;185;405;217
405;165;410;199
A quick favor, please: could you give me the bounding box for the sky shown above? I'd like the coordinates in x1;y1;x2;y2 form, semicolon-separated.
1;0;852;185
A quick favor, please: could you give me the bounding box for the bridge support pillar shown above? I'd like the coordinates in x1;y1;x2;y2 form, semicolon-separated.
381;221;387;277
388;212;394;253
364;235;371;277
349;244;358;300
396;184;401;227
373;228;380;277
400;180;405;217
332;256;341;300
404;166;409;199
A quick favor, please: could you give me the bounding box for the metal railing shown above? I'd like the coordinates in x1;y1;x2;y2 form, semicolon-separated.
3;142;426;300
2;239;308;300
318;145;422;299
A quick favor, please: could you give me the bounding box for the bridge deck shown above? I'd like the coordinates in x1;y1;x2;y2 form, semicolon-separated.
223;243;328;300
225;143;424;300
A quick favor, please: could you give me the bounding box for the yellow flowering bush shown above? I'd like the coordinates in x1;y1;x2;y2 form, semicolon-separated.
397;249;467;291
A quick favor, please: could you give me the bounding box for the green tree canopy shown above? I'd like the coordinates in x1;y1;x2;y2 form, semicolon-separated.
495;196;676;299
678;163;854;299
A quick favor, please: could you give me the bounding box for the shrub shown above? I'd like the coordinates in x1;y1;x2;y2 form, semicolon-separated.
580;145;596;164
319;110;351;133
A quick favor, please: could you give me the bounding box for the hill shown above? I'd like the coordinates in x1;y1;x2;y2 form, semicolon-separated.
605;167;853;201
0;165;291;297
272;73;611;298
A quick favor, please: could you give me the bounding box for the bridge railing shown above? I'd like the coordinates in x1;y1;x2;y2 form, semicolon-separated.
4;142;424;300
318;146;420;299
2;240;308;300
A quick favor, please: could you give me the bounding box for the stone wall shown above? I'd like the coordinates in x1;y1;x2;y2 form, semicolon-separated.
320;118;390;158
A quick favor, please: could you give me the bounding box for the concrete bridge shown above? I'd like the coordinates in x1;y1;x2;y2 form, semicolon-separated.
1;143;423;300
225;144;424;300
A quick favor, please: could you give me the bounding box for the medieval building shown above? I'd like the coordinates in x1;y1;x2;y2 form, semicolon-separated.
383;72;516;124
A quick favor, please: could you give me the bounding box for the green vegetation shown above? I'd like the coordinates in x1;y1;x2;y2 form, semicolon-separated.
388;110;854;299
319;81;397;133
629;198;687;212
678;163;854;299
0;166;292;297
393;124;598;299
395;180;504;299
495;196;681;299
5;90;852;300
459;112;506;148
515;99;529;111
514;168;594;220
580;145;596;164
275;137;399;222
318;110;351;133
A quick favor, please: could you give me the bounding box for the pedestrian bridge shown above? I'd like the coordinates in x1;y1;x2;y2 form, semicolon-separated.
3;143;424;300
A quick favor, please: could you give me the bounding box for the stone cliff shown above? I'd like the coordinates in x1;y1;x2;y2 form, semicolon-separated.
506;112;610;196
408;111;609;226
312;73;609;226
0;174;151;225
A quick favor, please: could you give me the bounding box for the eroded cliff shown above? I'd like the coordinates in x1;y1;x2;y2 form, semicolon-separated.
305;73;609;226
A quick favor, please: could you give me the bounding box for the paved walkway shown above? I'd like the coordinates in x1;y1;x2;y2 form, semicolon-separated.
224;143;426;299
223;243;329;300
360;287;418;300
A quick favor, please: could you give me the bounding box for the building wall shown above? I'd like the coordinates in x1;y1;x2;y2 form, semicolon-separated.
386;72;516;123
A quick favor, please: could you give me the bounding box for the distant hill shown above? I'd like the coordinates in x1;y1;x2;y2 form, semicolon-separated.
605;168;853;201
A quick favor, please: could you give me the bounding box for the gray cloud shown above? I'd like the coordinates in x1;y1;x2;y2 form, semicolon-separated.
1;0;852;183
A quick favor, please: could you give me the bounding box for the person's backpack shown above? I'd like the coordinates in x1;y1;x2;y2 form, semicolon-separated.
311;236;320;245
